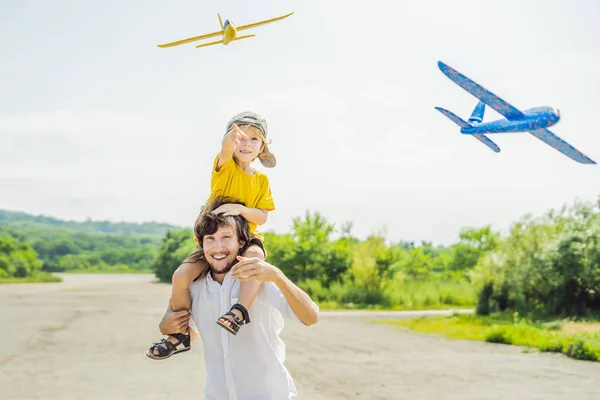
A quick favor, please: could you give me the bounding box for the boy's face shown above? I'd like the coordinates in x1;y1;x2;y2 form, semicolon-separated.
234;125;264;164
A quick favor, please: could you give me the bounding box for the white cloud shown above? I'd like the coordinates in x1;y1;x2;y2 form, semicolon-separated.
1;1;599;245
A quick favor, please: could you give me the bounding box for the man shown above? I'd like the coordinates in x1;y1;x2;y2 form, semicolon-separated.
158;196;319;400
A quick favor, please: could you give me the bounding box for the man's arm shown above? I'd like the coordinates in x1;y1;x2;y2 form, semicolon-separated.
159;303;201;341
231;256;319;326
159;302;191;334
273;271;319;326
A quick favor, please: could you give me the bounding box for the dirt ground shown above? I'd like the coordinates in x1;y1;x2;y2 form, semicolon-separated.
1;274;599;400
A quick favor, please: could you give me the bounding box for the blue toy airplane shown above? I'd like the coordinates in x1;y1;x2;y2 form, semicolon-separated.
435;61;596;164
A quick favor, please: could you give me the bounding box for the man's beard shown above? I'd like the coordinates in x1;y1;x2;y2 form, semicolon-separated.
209;258;237;275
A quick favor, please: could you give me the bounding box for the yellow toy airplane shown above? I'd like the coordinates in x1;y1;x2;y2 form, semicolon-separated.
157;11;294;49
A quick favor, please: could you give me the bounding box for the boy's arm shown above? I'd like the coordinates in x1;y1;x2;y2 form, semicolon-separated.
240;207;269;225
216;123;248;170
212;205;269;226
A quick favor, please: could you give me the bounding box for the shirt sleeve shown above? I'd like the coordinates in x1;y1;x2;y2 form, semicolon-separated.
188;284;200;334
212;153;234;174
189;315;200;335
255;176;275;211
261;282;319;325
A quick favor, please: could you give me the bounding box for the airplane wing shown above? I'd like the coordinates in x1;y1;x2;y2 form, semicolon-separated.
438;61;525;121
237;11;294;31
473;134;501;153
529;128;596;164
157;30;223;48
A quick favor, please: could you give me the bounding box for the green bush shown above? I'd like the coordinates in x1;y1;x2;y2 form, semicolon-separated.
567;338;600;361
389;313;600;363
473;197;600;318
484;326;513;344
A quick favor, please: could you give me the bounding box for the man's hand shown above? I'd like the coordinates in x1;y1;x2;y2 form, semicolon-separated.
212;203;245;217
159;306;191;336
231;256;283;282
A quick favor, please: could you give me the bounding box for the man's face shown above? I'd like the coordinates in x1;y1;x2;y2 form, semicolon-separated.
202;222;241;275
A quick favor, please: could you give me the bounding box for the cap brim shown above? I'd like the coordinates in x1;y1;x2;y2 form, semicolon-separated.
258;148;276;168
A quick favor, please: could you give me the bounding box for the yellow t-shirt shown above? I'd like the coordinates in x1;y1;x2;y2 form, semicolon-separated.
209;154;275;238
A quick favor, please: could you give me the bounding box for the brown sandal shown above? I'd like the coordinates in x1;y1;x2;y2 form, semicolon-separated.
146;333;190;360
216;303;250;335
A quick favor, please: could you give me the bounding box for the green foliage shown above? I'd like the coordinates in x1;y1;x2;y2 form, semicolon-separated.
447;226;499;280
0;270;62;283
3;195;599;317
567;338;600;361
152;230;196;283
472;197;600;318
264;211;355;287
387;313;600;362
350;235;399;292
0;210;168;274
0;209;182;235
0;234;43;278
0;223;161;272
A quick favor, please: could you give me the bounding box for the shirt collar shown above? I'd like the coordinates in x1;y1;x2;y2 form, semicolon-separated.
206;271;233;292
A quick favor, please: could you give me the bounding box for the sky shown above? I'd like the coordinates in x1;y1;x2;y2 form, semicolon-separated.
1;0;599;245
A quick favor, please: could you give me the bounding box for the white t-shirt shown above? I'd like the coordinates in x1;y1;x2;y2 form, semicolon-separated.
189;272;318;400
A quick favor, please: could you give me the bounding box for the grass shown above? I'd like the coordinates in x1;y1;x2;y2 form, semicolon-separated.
0;271;62;284
317;301;471;311
386;281;476;310
305;280;477;311
380;313;600;362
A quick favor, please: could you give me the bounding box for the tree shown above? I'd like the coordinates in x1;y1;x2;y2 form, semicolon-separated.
0;234;43;277
446;226;499;281
473;198;600;317
153;230;195;283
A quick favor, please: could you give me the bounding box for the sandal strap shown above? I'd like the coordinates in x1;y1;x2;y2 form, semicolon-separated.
152;340;176;357
170;333;189;345
231;303;250;324
217;311;242;333
221;311;242;327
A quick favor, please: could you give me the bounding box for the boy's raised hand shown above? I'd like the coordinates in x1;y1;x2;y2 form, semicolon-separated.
223;123;249;151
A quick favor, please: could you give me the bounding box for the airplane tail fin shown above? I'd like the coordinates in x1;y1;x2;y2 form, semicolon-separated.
469;101;485;124
435;106;500;153
435;107;470;128
234;34;255;41
218;13;224;31
196;39;224;48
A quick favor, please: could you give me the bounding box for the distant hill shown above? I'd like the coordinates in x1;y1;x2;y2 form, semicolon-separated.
0;209;186;237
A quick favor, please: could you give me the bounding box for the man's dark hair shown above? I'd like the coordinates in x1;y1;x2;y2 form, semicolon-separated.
183;196;250;270
193;196;251;248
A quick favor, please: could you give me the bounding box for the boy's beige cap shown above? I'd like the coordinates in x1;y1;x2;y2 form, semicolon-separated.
226;111;276;168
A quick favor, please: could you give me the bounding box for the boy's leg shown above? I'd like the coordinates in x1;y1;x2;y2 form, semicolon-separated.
149;260;206;357
171;261;205;312
217;244;265;333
